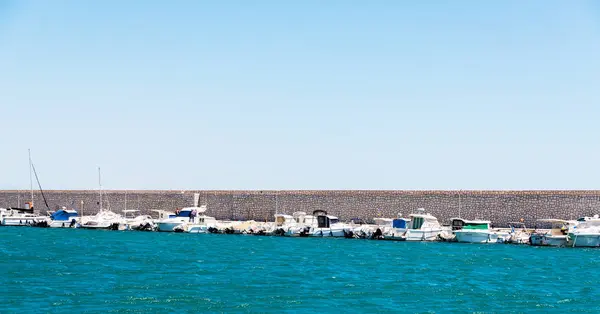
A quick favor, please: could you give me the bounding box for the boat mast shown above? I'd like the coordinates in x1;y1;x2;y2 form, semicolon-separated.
98;167;103;211
28;149;34;209
458;190;462;218
275;191;278;215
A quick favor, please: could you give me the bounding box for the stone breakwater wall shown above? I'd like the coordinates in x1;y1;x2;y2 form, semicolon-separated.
1;190;600;227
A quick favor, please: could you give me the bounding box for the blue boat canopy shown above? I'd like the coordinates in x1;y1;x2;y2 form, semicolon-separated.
393;218;408;229
51;209;78;221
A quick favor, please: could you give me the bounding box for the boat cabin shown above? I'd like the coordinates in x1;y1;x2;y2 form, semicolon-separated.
408;209;441;230
122;209;141;219
275;214;295;226
450;218;491;231
313;210;339;228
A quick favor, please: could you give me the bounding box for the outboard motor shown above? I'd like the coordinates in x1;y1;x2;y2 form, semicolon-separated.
371;228;383;240
343;229;354;238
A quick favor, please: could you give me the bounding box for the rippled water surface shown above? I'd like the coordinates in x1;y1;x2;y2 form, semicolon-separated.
1;227;599;313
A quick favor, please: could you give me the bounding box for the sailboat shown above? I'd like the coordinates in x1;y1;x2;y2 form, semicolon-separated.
79;167;123;230
1;150;49;226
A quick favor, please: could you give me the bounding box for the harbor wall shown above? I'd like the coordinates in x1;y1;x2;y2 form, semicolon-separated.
1;190;600;227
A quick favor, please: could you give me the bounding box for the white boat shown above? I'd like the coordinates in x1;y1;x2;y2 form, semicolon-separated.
119;210;156;231
80;210;123;230
1;206;47;226
567;215;600;247
383;215;411;240
507;221;531;244
452;218;508;243
157;193;210;232
349;217;393;239
79;167;122;230
308;210;350;237
284;212;317;237
530;219;575;247
402;209;443;241
2;150;51;226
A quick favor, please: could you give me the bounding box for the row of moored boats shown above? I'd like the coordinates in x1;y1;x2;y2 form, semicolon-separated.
3;194;600;248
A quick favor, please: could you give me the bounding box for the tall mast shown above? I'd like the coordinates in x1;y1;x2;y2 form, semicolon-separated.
98;167;103;211
458;190;462;218
28;149;34;209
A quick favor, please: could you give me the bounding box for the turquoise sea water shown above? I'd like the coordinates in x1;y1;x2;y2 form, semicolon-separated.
1;227;599;313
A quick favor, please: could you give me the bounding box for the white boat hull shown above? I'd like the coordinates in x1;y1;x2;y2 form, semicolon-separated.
1;217;46;226
568;233;600;247
404;229;441;241
309;227;346;237
530;234;567;247
49;219;79;228
157;222;183;232
454;231;500;243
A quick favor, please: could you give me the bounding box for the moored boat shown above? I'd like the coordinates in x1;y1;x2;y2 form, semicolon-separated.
452;218;508;243
567;216;600;247
403;209;443;241
530;219;575;247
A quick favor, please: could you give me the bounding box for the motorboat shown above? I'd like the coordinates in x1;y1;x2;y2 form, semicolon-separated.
267;214;297;235
530;219;575;247
451;218;509;243
567;215;600;247
308;210;350;237
507;221;531;244
383;214;411;240
284;211;317;237
120;210;156;231
80;210;123;230
348;217;392;239
46;207;79;228
173;212;218;233
402;209;444;241
156;193;212;232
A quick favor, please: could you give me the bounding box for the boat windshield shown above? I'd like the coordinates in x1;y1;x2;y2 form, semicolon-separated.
464;223;488;230
330;218;339;224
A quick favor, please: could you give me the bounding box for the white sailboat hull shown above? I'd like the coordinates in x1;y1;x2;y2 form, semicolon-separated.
1;216;46;226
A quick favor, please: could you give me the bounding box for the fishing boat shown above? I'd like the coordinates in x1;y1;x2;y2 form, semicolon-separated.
530;219;575;247
452;218;509;243
308;210;350;237
567;215;600;247
401;209;444;241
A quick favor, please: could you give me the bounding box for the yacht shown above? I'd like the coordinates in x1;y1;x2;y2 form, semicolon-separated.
452;218;509;243
530;219;575;247
308;210;350;237
402;209;443;241
567;215;600;247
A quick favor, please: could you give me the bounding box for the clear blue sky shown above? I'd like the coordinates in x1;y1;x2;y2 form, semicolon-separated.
1;1;599;190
